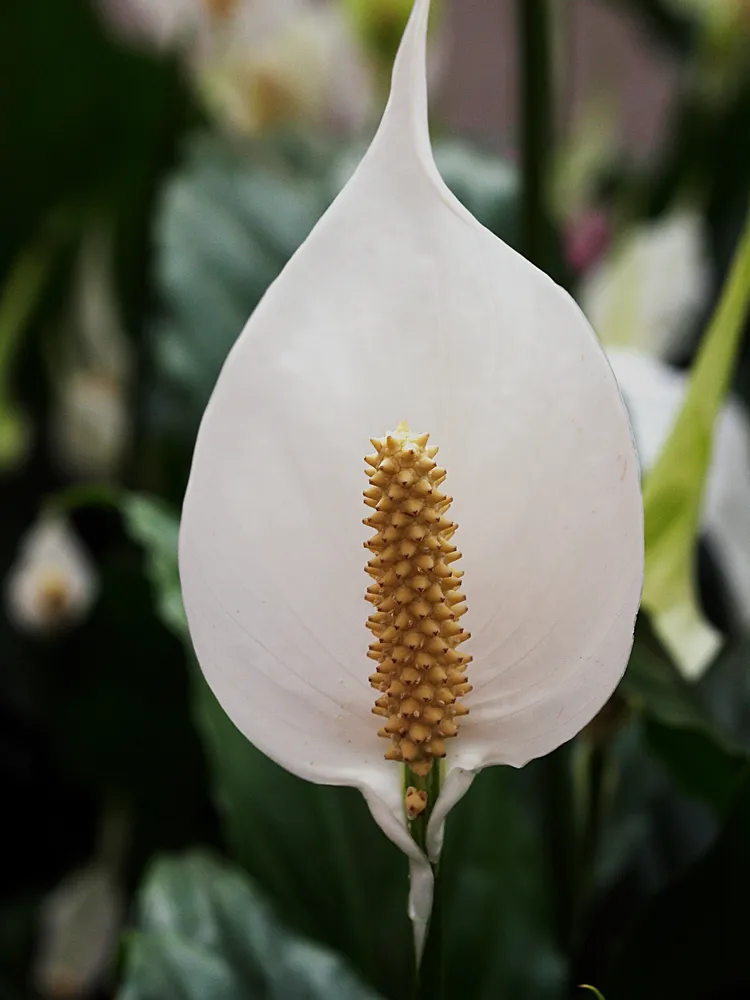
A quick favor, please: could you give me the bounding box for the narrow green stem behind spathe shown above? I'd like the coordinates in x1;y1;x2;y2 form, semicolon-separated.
406;762;442;997
405;762;440;855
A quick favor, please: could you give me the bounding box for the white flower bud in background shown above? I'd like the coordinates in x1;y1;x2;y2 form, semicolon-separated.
580;209;711;361
34;865;123;1000
194;0;376;135
96;0;377;134
5;518;98;635
51;225;132;482
54;372;130;483
96;0;205;50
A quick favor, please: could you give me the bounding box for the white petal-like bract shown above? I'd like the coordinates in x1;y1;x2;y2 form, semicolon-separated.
6;517;99;635
196;0;376;135
580;210;710;361
180;0;643;946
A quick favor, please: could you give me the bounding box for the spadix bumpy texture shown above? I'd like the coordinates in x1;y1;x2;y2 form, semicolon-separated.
364;424;471;776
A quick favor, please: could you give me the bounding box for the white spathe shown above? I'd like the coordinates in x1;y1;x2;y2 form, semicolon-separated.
97;0;204;49
610;348;750;644
179;0;644;953
5;517;99;635
580;210;711;361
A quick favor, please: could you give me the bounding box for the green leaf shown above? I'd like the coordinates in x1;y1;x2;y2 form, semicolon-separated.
117;852;384;1000
579;988;606;1000
441;768;567;1000
604;778;750;998
120;493;187;639
622;624;714;734
152;134;331;415
642;207;750;679
622;622;750;815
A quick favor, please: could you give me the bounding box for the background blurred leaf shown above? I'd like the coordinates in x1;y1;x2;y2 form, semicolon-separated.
121;494;186;637
151;134;332;417
699;637;750;750
442;767;567;1000
607;0;691;47
0;0;181;255
432;139;519;244
641;208;750;678
604;777;750;998
622;623;750;815
117;851;384;1000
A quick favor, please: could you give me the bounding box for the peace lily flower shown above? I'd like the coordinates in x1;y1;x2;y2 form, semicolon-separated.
610;348;750;668
579;209;710;362
179;0;643;951
5;517;98;635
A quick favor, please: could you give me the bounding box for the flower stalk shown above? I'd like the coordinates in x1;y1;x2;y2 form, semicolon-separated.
405;762;441;855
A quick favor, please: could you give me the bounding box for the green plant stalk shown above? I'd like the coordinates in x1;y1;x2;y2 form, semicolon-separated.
405;762;440;855
519;0;554;270
540;744;580;955
578;741;608;912
415;856;443;1000
520;0;582;961
406;762;442;1000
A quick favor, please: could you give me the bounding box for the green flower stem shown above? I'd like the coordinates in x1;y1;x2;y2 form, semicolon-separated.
405;762;440;855
540;744;580;955
576;739;609;919
519;0;554;271
416;857;444;1000
406;763;443;999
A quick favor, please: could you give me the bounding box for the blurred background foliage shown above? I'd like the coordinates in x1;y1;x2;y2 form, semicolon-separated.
2;0;750;998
